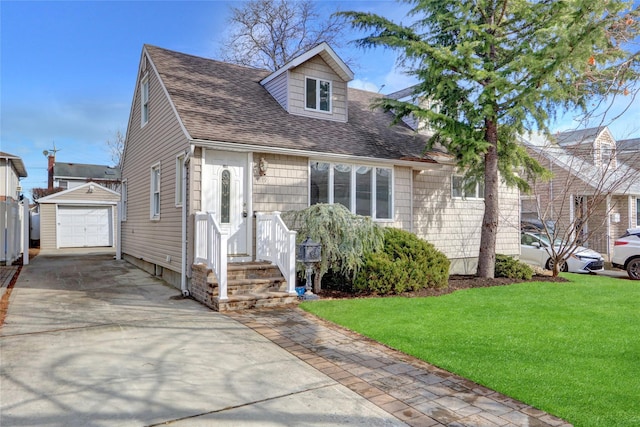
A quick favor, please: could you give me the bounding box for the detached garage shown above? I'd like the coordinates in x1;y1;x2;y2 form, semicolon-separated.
37;182;120;250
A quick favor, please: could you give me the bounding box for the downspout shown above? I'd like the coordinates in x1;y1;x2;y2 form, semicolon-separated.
606;195;611;260
181;146;194;297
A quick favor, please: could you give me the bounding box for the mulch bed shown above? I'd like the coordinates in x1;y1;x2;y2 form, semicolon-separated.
317;274;568;300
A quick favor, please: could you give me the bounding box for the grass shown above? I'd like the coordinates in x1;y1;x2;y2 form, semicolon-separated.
300;274;640;427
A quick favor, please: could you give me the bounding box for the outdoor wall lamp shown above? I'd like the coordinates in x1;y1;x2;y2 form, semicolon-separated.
258;157;268;176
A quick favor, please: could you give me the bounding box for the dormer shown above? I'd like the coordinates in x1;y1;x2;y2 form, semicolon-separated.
260;42;354;123
556;126;617;169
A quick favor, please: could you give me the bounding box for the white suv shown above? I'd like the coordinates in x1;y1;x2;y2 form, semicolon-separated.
612;228;640;280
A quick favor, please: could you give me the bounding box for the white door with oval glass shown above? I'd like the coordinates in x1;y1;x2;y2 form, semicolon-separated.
202;150;250;260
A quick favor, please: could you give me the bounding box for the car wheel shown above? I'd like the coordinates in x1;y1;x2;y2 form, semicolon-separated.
627;257;640;280
546;258;568;272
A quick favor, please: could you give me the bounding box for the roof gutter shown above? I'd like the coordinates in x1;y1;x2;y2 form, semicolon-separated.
189;138;451;171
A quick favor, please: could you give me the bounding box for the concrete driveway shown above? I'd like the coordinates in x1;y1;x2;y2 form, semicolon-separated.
0;253;403;427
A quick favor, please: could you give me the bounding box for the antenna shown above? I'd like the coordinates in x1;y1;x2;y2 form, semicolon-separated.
43;141;61;157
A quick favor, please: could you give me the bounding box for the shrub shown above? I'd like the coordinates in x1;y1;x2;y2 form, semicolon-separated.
354;228;449;294
495;254;533;280
282;204;384;292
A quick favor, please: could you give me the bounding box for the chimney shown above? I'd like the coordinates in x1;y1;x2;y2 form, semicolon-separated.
48;154;55;189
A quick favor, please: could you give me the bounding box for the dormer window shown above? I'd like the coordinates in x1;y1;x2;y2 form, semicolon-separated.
600;143;615;169
305;77;331;112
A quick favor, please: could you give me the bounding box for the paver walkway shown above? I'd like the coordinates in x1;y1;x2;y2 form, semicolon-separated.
229;308;573;427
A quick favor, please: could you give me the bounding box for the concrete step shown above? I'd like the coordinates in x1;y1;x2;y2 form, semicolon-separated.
215;292;299;312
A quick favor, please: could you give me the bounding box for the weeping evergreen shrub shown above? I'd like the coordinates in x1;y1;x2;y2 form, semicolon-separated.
354;228;449;295
282;204;384;292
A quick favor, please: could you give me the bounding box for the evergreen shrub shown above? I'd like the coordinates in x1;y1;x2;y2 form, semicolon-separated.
354;228;449;295
495;254;534;280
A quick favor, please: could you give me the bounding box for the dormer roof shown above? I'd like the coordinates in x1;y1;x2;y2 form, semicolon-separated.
259;42;354;86
555;127;609;147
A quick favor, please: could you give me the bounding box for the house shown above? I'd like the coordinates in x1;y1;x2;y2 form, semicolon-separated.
1;152;28;264
520;127;640;259
0;152;27;202
617;137;639;171
37;182;120;250
120;43;520;310
46;153;121;191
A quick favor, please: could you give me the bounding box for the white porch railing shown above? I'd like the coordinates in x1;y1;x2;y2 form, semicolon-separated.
255;211;297;294
194;212;228;300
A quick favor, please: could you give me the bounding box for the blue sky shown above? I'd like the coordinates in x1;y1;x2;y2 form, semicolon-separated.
2;1;639;196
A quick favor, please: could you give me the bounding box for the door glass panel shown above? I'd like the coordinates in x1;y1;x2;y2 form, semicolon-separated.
221;170;230;224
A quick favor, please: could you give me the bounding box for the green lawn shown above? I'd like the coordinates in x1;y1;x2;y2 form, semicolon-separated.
300;274;640;427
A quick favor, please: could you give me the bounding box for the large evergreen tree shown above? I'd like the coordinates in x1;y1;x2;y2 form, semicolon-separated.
341;0;639;278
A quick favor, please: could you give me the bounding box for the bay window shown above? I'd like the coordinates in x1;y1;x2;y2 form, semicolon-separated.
310;161;392;220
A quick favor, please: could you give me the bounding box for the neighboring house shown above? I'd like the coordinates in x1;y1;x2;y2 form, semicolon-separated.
37;182;120;250
1;152;28;264
520;127;640;259
617;137;639;171
48;154;121;191
120;43;520;309
1;151;27;202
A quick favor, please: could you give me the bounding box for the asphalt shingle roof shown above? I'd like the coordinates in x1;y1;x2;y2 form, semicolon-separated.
54;162;120;180
145;45;444;163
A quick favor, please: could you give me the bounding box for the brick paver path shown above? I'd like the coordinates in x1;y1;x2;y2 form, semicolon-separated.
228;307;572;427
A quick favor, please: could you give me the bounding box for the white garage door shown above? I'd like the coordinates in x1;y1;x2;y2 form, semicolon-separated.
58;206;112;248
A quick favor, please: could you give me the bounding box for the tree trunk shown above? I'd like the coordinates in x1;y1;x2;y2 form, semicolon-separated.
477;119;499;278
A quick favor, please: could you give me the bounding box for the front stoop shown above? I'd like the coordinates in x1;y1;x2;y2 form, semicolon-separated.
191;262;298;312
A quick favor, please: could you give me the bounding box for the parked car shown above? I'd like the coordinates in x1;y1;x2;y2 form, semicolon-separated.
521;218;556;233
520;231;605;273
612;228;640;280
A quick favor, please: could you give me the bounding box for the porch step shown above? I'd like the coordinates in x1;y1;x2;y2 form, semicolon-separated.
216;292;299;312
201;261;297;311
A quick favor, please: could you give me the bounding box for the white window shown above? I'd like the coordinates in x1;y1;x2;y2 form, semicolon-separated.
150;163;160;219
121;180;128;221
176;154;185;206
310;161;393;220
141;75;149;126
452;175;484;199
305;77;331;112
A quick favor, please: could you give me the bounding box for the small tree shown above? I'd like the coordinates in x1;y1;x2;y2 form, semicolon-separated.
31;187;64;202
283;204;384;292
219;0;348;71
105;130;125;168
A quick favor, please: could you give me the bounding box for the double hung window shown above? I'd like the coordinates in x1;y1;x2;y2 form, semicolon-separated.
452;175;484;199
141;76;149;126
305;78;331;112
150;163;160;219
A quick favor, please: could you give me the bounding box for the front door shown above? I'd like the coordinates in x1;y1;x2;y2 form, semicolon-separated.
203;150;250;259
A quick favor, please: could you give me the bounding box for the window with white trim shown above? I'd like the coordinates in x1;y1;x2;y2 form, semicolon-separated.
141;75;149;126
121;180;128;221
305;77;331;112
310;161;393;220
150;163;160;219
452;175;484;199
175;154;185;206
